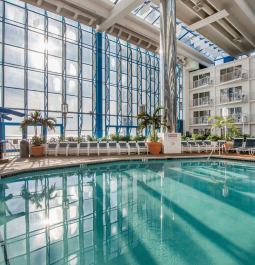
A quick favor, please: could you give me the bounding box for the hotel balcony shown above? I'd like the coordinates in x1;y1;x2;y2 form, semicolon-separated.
192;116;213;125
190;76;214;90
215;92;248;105
224;114;248;123
192;96;214;107
216;69;248;85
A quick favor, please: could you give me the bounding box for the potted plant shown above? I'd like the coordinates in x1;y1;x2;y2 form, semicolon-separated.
137;106;168;155
20;110;56;157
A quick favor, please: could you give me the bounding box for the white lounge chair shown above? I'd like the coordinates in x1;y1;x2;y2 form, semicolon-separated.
58;142;69;156
137;141;148;155
45;143;58;156
195;140;206;152
118;141;128;155
79;142;89;156
98;141;108;156
89;141;98;156
128;141;138;155
181;141;190;153
188;141;199;153
203;140;213;152
108;141;118;155
68;142;79;156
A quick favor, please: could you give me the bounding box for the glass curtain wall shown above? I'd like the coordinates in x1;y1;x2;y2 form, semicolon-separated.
1;0;182;139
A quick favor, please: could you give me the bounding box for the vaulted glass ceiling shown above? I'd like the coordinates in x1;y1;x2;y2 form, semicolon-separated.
108;0;230;62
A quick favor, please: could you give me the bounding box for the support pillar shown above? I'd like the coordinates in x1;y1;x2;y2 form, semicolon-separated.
160;0;177;133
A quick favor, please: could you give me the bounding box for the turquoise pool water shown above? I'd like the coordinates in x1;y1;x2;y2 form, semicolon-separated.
0;159;255;265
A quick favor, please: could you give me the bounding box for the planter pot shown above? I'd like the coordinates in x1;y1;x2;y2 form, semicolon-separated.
147;142;162;155
223;142;232;151
30;145;45;157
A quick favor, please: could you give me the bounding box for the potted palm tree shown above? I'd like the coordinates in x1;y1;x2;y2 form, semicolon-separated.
137;106;168;155
20;110;56;157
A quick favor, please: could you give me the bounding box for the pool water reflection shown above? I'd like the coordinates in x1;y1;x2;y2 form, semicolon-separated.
0;159;255;265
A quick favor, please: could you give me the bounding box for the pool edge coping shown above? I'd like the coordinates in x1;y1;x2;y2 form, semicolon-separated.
1;155;255;179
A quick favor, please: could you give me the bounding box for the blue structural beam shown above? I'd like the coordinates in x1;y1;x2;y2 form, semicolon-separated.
1;115;12;121
0;108;25;117
96;32;103;139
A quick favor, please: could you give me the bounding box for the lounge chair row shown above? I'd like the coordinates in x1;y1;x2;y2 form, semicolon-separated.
182;138;255;155
181;140;226;153
45;141;149;156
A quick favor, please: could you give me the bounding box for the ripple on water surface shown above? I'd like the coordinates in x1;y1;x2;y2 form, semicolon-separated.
0;159;255;265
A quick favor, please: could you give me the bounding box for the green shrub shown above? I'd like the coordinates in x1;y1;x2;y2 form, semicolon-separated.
181;135;189;140
30;135;44;146
66;136;75;142
119;134;132;142
206;133;222;141
192;134;207;140
86;135;97;141
131;134;147;141
99;136;109;141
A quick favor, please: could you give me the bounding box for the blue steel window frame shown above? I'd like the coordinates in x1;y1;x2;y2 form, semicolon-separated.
1;0;182;140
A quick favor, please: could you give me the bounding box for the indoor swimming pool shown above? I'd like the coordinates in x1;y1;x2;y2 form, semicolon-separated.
0;159;255;265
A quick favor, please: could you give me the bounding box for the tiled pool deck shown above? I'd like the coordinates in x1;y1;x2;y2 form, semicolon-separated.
1;152;255;177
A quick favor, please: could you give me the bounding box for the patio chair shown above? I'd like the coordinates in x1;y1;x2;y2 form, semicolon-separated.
203;140;213;152
118;141;128;155
237;138;255;155
79;142;89;156
226;138;244;153
45;143;58;156
108;141;118;155
195;140;206;152
68;142;79;156
181;141;190;153
128;141;138;155
188;141;199;153
58;142;69;156
98;141;108;156
88;141;98;156
137;141;148;155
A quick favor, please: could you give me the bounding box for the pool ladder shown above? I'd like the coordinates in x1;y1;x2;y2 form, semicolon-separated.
207;144;217;161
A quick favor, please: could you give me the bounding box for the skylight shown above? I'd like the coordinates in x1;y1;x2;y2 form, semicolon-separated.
109;0;230;62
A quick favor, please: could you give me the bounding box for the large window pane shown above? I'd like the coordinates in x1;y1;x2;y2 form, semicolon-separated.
82;64;92;80
48;37;62;57
28;51;44;70
66;42;78;61
48;93;61;111
49;75;62;93
66;60;77;76
28;71;44;91
67;78;78;96
66;95;77;112
28;11;44;31
28;90;44;110
5;87;24;109
82;48;92;65
5;45;24;66
48;18;62;36
4;66;24;88
5;24;24;48
82;98;92;113
48;56;62;73
5;3;24;25
82;81;92;98
28;31;44;52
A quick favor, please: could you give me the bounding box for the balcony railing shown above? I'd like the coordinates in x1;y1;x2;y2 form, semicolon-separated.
191;76;214;90
216;92;248;105
217;69;248;85
224;114;248;123
193;96;213;107
193;116;212;125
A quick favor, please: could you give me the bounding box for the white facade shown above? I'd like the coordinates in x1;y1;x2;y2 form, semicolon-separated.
184;56;255;136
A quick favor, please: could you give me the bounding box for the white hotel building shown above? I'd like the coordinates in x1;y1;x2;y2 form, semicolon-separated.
184;56;255;136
